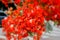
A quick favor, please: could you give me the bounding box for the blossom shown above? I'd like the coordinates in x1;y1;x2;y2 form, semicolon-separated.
2;0;8;7
14;0;21;4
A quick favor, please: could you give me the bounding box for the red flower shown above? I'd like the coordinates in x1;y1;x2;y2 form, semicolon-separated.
40;0;48;3
14;0;21;4
2;0;8;7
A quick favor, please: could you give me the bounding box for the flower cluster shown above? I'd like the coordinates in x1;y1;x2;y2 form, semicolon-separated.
2;2;45;40
40;0;60;25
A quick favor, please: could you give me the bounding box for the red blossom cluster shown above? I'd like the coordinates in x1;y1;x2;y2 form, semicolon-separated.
41;0;60;24
2;3;45;40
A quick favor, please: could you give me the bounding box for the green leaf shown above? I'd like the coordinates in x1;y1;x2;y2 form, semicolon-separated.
54;21;58;26
28;32;34;36
45;21;53;32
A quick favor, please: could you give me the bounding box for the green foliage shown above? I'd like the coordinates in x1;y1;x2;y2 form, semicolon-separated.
54;21;58;26
28;32;34;36
45;21;53;32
